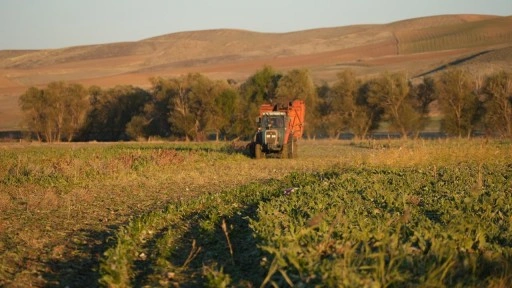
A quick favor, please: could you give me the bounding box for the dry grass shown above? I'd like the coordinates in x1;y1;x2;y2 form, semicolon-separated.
0;192;12;211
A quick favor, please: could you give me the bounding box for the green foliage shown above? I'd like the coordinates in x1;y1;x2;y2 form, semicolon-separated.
482;71;512;138
366;72;423;137
16;67;512;141
276;69;319;139
99;176;282;287
319;70;379;139
3;139;511;287
80;85;151;141
98;148;512;287
151;73;232;141
19;82;90;142
410;76;437;115
240;65;281;104
276;69;316;104
436;68;481;137
237;66;283;139
125;115;149;140
252;165;512;287
204;265;232;288
212;87;239;140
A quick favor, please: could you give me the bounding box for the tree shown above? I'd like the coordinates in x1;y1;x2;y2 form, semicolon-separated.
80;85;150;141
44;82;67;141
276;69;318;139
19;82;90;142
366;72;422;138
19;84;64;142
163;73;225;141
237;66;282;139
142;77;175;138
408;77;437;137
436;68;480;137
61;83;90;141
355;80;384;139
126;115;149;140
186;74;224;141
19;87;47;141
317;82;335;138
161;76;194;141
334;71;383;140
410;77;437;116
482;71;512;138
240;65;281;104
212;86;239;140
319;70;360;139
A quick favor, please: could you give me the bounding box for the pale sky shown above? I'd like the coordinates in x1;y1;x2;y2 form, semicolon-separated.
1;0;511;50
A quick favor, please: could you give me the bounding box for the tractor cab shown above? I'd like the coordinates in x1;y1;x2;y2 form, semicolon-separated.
257;112;288;153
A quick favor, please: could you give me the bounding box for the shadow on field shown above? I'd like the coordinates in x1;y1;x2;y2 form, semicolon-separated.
42;226;118;288
415;50;490;78
133;203;266;287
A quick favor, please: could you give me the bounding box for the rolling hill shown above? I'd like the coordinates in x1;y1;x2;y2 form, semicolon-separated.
0;14;511;131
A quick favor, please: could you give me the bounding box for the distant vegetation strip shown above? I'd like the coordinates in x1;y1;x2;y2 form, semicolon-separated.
14;66;512;143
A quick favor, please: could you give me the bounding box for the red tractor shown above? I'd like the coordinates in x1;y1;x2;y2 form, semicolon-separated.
248;100;305;159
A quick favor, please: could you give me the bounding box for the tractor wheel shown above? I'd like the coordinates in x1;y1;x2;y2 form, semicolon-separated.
254;143;263;159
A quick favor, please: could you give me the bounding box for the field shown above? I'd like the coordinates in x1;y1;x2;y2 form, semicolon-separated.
0;139;511;287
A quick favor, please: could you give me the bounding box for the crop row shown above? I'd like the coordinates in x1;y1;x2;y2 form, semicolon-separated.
396;22;512;54
253;165;512;287
99;178;286;287
99;161;512;287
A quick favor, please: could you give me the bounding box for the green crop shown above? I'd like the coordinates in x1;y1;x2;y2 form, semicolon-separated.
252;165;512;287
100;162;512;287
2;139;511;287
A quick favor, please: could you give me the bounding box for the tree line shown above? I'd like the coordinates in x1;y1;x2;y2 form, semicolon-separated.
19;66;512;142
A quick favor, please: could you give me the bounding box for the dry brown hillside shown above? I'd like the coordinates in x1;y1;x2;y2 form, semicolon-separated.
1;14;511;130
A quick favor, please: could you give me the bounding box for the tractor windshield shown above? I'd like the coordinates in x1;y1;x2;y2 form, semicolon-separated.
266;116;284;128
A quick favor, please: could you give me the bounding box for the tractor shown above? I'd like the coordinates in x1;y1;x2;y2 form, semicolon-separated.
248;100;305;159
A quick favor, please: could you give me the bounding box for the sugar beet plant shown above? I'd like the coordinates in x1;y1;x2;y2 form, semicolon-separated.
99;178;287;287
252;165;512;287
100;162;512;287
